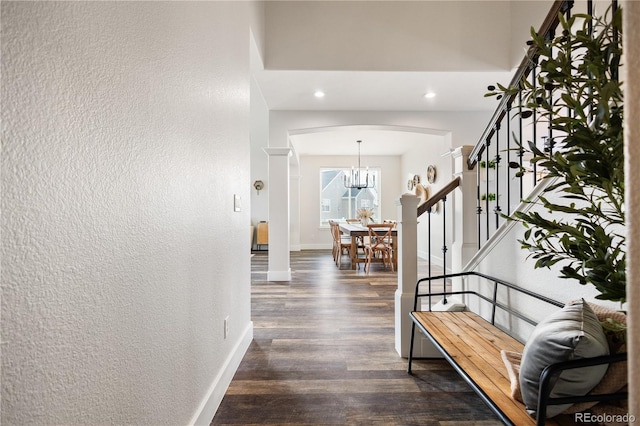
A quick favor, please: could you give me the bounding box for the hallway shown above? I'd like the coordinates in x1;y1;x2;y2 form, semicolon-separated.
212;250;500;425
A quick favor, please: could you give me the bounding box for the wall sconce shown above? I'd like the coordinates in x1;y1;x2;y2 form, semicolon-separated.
253;180;264;195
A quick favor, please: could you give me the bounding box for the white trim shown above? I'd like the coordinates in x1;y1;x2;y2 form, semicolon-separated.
267;269;292;281
417;249;432;262
418;251;446;271
189;322;253;426
300;243;333;250
464;177;556;271
263;147;292;157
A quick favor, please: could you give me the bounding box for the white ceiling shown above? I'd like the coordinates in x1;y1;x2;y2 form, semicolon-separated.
256;67;512;157
254;66;512;156
251;1;544;157
255;69;513;112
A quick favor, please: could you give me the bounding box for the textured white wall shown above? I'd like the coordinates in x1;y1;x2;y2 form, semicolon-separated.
1;2;252;424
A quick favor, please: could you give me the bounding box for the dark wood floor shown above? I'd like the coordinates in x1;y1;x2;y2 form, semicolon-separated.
212;250;502;425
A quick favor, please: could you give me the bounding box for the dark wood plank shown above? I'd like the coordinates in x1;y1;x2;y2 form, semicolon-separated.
213;251;577;425
212;251;503;425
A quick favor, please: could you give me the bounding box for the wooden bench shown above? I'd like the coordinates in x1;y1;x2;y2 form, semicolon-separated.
407;271;627;426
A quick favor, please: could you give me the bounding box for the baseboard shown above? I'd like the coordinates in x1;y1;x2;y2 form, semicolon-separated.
267;269;291;281
300;243;332;250
189;321;253;426
416;249;429;260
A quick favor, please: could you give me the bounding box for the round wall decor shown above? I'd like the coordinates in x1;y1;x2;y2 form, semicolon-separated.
426;165;437;183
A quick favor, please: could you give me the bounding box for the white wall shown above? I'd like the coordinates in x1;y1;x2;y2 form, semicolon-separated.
467;185;627;342
250;14;270;241
400;135;452;266
265;1;557;74
250;77;270;246
265;1;512;72
250;75;270;243
509;1;555;67
1;3;254;424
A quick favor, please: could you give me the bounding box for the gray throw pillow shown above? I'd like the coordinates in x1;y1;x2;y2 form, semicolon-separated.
519;299;609;419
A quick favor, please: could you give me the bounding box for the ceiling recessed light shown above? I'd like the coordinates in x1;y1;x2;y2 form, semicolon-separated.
424;92;436;99
314;90;325;98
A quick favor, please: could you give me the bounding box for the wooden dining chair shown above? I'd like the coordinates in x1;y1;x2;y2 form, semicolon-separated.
363;223;395;273
330;221;351;267
346;218;366;250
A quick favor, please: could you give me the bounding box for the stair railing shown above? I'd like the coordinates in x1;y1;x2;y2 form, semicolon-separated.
468;0;576;247
417;177;461;301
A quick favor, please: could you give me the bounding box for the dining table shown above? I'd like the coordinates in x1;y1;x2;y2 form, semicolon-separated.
338;223;398;270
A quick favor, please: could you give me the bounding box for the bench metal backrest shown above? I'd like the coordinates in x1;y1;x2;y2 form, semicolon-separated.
414;271;565;328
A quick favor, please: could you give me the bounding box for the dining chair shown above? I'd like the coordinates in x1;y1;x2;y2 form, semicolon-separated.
363;223;395;273
330;221;351;267
346;218;366;250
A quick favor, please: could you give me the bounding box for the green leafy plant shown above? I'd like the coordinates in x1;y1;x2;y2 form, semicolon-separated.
487;8;625;303
480;193;497;202
480;159;497;169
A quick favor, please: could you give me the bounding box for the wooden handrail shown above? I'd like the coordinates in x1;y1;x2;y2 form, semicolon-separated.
417;177;461;217
467;0;572;169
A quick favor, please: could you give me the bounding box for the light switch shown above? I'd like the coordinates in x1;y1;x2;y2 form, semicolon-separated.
234;194;241;212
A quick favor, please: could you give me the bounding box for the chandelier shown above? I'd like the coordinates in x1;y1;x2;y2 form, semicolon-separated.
343;140;375;190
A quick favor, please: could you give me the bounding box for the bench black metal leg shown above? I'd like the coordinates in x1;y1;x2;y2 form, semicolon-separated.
408;321;416;374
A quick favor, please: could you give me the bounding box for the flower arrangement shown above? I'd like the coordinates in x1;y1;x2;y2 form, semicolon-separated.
356;207;374;225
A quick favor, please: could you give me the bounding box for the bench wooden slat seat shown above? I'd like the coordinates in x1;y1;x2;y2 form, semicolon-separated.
411;311;557;426
408;271;627;426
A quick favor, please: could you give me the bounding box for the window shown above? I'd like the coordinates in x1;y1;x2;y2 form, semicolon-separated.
319;168;381;226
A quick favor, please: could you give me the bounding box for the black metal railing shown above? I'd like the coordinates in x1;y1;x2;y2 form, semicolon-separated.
417;177;460;281
467;0;617;247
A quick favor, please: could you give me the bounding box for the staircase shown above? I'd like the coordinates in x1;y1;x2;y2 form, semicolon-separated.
396;0;622;357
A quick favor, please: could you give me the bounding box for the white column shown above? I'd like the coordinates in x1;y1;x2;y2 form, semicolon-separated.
395;194;419;357
264;147;292;281
452;145;478;273
396;194;443;358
